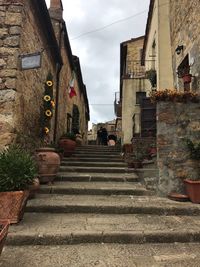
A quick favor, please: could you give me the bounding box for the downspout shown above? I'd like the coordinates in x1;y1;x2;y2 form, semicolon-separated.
53;22;64;143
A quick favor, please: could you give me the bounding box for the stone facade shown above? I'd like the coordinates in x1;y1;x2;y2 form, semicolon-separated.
157;101;200;196
0;0;89;150
170;0;200;91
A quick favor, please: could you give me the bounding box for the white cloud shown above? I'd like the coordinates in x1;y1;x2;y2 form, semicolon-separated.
45;0;150;124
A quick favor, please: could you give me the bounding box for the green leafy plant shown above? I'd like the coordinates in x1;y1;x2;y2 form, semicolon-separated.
185;139;200;160
146;69;157;87
0;145;37;192
61;132;76;141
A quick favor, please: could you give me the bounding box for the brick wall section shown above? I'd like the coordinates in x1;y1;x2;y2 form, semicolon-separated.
157;101;200;196
170;0;200;91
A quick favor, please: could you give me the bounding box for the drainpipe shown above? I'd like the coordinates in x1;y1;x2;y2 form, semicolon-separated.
53;22;64;143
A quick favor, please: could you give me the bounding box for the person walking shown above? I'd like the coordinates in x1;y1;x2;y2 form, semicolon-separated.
96;127;103;145
101;127;108;146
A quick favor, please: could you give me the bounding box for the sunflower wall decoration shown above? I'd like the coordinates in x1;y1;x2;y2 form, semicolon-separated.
41;72;55;137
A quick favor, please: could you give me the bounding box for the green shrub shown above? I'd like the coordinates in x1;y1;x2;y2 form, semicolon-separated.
0;145;37;192
186;139;200;160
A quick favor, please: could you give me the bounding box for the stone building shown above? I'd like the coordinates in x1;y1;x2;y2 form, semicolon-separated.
142;0;200;196
142;0;174;90
0;0;89;150
169;0;200;91
116;36;156;144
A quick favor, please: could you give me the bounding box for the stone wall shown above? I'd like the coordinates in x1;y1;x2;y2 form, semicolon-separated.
170;0;200;91
0;0;23;150
16;0;57;148
157;101;200;196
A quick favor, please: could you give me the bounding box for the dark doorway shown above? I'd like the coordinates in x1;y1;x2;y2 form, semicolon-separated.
140;97;156;137
72;104;80;133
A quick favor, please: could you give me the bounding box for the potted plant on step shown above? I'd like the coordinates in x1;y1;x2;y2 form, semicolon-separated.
35;142;61;184
0;220;9;255
0;145;37;223
184;139;200;203
125;140;145;169
59;132;76;156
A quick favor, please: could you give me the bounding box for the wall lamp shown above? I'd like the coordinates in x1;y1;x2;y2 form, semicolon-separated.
175;45;184;55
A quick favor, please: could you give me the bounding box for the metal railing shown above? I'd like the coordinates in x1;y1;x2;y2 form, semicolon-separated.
123;60;155;79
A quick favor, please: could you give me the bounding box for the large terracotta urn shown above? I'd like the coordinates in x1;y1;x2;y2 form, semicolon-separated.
35;148;60;184
59;138;76;156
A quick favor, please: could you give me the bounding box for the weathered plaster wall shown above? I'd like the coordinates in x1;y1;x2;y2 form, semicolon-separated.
157;101;200;196
170;0;200;91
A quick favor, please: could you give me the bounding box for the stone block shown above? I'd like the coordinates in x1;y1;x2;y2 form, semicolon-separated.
4;36;20;47
0;132;16;150
5;12;22;26
5;78;16;89
8;5;23;13
0;47;18;55
9;26;21;35
7;55;18;68
0;89;16;103
0;28;8;36
0;69;17;78
0;59;6;67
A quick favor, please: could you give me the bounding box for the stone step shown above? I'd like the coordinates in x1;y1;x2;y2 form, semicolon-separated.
75;147;121;152
39;182;150;196
59;166;129;173
62;157;124;162
56;172;139;182
6;213;200;245
70;153;122;158
26;194;200;215
73;151;121;156
60;161;127;167
2;243;200;267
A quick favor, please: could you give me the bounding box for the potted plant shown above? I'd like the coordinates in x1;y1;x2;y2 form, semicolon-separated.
59;132;76;156
184;139;200;203
0;145;37;223
146;69;157;87
35;142;61;184
0;220;9;255
125;140;145;168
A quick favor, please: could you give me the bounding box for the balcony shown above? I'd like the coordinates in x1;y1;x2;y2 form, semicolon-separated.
122;60;155;79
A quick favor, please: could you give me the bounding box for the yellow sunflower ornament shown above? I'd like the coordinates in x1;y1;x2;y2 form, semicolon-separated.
46;80;53;87
45;110;52;117
44;95;51;101
44;127;49;134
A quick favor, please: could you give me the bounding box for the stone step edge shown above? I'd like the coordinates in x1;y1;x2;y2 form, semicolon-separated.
55;176;139;182
25;205;200;216
38;187;151;196
6;230;200;246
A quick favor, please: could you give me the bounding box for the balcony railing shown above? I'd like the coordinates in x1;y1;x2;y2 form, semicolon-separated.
123;60;155;79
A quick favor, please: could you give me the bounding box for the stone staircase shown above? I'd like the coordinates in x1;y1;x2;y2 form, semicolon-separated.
2;145;200;266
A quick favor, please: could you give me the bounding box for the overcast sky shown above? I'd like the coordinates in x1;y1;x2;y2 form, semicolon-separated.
45;0;150;128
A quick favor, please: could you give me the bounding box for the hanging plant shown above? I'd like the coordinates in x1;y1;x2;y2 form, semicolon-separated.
40;72;54;138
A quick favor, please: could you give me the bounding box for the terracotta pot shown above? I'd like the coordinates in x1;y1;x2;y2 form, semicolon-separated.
36;148;60;184
59;138;76;156
0;220;9;255
184;179;200;203
182;74;192;83
28;178;40;199
0;191;29;224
